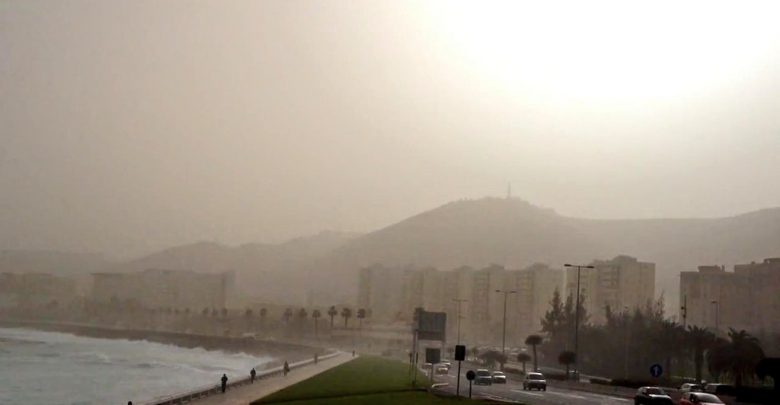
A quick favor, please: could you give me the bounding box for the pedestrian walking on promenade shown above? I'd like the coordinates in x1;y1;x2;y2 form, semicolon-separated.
283;361;290;376
221;374;228;393
250;367;256;383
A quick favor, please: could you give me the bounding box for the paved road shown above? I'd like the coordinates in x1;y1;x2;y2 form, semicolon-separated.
432;368;633;405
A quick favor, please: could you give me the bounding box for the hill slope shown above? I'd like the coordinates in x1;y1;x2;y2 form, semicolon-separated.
307;198;780;312
110;231;359;303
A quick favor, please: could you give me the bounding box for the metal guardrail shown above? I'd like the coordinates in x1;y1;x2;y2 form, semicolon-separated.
145;351;342;405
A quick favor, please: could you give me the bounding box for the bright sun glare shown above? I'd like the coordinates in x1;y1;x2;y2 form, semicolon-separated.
427;1;780;102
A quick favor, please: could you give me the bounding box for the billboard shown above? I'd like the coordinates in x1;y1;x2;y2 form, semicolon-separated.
426;348;441;364
414;307;447;341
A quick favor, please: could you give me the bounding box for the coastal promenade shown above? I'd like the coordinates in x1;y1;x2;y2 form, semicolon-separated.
188;352;355;405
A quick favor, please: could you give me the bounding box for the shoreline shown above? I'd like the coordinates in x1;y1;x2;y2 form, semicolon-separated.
0;319;328;368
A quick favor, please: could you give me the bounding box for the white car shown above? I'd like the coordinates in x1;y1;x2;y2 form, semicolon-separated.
491;371;507;384
523;372;547;391
475;369;493;385
680;383;703;393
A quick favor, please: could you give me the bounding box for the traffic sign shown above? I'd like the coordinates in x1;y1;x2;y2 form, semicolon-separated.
466;370;476;399
454;345;466;361
650;364;663;378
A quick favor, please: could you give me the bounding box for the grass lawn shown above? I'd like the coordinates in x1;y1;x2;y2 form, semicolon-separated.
253;356;481;404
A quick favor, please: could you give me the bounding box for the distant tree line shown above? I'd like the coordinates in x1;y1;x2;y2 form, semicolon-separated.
534;289;768;388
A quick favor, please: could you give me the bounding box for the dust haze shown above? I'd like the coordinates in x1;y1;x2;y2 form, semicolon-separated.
2;1;779;258
2;2;780;403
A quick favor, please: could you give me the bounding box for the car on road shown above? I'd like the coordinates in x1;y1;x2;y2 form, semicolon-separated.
491;371;507;384
522;372;547;391
634;386;673;405
703;383;734;396
475;369;493;385
435;365;449;375
679;383;703;393
679;392;724;405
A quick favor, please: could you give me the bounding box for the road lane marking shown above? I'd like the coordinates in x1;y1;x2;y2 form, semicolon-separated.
510;389;543;396
547;391;587;399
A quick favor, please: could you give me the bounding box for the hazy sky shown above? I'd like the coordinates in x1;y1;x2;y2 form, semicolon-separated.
2;1;780;258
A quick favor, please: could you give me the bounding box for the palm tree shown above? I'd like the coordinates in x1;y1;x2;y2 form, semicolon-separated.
297;308;308;331
517;352;532;374
559;351;576;379
259;307;267;329
687;325;716;383
706;328;765;387
357;308;367;329
312;309;322;337
655;320;685;382
479;350;507;369
341;307;352;328
525;334;543;372
327;306;338;328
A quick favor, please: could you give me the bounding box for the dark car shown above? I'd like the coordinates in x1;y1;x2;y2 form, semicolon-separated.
523;372;547;391
475;369;493;385
635;386;673;405
703;383;735;396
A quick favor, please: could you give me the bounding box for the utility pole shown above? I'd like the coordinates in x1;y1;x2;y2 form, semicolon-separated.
495;289;516;359
452;298;468;345
565;263;594;379
623;306;630;379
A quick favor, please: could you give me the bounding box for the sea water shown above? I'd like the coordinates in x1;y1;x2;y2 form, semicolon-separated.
0;327;274;405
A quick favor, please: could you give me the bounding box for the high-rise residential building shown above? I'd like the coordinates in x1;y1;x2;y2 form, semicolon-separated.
355;261;620;345
0;272;78;308
402;266;446;316
507;263;564;339
736;258;780;334
357;264;404;322
443;266;475;342
681;258;780;334
566;255;655;324
470;264;508;343
91;269;235;311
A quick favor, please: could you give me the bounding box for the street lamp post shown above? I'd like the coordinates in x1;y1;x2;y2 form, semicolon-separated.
711;300;719;331
495;289;517;358
452;298;468;345
565;263;594;379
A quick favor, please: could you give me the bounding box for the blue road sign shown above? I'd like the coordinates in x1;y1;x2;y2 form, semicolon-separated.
650;364;663;378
